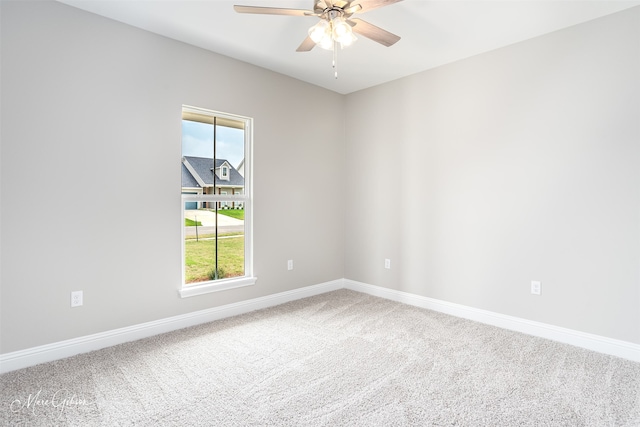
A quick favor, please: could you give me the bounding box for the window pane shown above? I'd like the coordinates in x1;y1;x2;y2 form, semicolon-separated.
182;120;214;159
214;124;245;176
183;202;245;284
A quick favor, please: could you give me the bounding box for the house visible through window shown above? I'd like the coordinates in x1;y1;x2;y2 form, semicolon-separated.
180;105;254;297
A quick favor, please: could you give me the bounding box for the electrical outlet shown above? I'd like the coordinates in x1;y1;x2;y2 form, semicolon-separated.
287;260;293;271
71;290;83;307
531;281;541;295
385;259;391;269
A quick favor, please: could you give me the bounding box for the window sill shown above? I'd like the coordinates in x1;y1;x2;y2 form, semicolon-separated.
179;276;257;298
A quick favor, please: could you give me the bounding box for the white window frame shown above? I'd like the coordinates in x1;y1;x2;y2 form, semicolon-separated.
179;105;255;298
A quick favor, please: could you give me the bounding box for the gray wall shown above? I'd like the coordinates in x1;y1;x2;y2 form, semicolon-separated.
2;1;638;355
345;7;640;344
0;1;345;353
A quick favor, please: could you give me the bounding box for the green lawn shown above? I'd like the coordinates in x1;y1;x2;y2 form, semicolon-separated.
184;235;244;283
184;218;202;227
217;209;244;221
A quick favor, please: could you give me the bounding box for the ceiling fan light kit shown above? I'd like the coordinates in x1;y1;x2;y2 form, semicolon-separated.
309;15;357;48
234;0;402;78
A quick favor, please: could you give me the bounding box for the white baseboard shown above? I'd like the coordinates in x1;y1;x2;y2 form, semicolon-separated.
2;278;638;373
0;279;343;374
344;279;640;363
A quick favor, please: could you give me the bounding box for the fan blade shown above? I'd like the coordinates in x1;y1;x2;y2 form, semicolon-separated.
343;3;362;15
314;0;328;13
350;0;403;14
234;5;311;16
349;18;400;47
296;36;316;52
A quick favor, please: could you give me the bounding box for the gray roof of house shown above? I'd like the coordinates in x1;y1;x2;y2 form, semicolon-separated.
182;156;244;187
182;163;200;188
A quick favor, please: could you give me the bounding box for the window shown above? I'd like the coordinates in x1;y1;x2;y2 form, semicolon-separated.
180;105;254;297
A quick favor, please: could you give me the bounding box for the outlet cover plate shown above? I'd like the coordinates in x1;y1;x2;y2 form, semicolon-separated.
531;281;541;295
71;290;83;307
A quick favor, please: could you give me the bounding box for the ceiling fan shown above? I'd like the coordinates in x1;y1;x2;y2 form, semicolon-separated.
234;0;403;77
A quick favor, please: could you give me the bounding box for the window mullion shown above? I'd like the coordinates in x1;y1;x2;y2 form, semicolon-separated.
182;195;247;202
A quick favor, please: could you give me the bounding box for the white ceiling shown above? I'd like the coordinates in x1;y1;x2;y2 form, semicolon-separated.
58;0;640;94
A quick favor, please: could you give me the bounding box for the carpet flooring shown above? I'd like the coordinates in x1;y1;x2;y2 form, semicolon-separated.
1;289;639;426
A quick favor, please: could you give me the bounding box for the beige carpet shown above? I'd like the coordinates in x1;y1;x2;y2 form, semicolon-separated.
1;289;639;426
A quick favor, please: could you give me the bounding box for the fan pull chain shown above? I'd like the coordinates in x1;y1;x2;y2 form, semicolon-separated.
333;40;338;79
